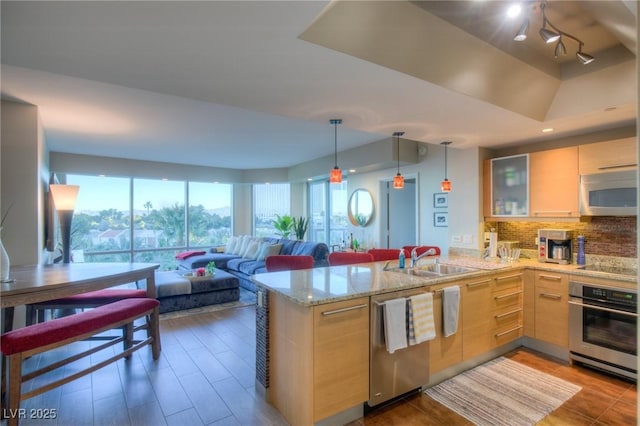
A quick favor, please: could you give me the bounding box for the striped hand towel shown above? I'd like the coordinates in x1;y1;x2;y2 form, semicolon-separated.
409;293;436;344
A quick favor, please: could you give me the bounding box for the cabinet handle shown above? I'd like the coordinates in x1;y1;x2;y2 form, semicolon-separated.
495;325;523;337
495;290;522;300
540;292;562;300
598;163;637;170
532;211;573;216
321;303;368;316
495;308;522;319
568;300;638;318
466;279;491;288
495;273;523;281
539;274;562;281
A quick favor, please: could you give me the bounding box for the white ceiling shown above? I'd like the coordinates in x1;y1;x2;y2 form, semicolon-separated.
1;1;637;170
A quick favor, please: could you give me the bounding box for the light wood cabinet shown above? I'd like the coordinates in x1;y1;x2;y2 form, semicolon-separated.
579;137;638;175
486;154;529;217
462;276;494;360
462;271;524;359
534;271;569;348
268;294;369;425
429;282;463;375
492;271;524;347
313;297;370;421
530;147;579;218
523;269;536;338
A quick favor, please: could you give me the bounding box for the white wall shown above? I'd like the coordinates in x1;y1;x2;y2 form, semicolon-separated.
1;101;48;266
344;142;484;254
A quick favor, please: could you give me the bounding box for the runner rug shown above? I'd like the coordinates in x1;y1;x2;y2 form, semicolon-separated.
424;356;581;426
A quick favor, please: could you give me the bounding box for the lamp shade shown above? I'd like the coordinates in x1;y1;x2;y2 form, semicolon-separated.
50;184;80;211
330;167;342;183
393;174;404;189
576;50;595;64
440;179;452;192
513;19;529;41
539;27;560;43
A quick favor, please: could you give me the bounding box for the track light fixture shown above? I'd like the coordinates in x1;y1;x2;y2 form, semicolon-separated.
329;119;342;184
392;132;405;189
513;0;595;65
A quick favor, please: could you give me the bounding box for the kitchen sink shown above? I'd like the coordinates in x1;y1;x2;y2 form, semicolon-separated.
385;263;478;277
416;263;478;275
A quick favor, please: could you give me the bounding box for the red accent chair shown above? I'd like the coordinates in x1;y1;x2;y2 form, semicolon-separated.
265;255;315;272
402;245;441;257
367;248;410;261
327;252;375;266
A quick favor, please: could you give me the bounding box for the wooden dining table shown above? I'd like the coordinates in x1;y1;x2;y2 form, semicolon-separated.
1;262;160;332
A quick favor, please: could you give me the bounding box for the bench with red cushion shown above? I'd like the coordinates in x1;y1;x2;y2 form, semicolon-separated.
25;288;148;326
1;298;161;426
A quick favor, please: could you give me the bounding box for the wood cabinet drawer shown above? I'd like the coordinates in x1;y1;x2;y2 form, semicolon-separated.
493;323;523;347
493;272;524;292
494;307;522;330
313;297;369;421
533;271;569;348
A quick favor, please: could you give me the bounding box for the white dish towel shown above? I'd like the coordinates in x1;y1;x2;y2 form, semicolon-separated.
443;285;460;337
409;293;436;345
383;298;408;354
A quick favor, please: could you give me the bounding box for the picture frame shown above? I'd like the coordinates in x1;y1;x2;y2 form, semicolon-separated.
434;212;448;227
433;192;448;208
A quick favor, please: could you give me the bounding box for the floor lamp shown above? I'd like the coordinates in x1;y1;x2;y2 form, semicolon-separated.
49;184;80;264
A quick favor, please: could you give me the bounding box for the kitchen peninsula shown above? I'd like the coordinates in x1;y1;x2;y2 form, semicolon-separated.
251;258;637;426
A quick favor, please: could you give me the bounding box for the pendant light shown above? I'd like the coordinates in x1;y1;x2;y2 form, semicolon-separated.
329;119;342;184
440;141;452;192
393;131;405;189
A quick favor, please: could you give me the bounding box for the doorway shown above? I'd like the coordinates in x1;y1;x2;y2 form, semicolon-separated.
380;177;417;248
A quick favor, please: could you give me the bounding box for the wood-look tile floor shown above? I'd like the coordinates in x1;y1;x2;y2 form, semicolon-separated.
6;306;637;426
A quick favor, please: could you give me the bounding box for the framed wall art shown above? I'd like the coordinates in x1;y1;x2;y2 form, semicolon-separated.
433;193;448;208
434;212;448;227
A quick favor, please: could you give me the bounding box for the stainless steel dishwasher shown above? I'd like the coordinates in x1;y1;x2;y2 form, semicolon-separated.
368;287;430;408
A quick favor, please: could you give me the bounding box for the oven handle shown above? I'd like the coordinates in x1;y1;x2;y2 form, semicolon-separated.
568;300;638;318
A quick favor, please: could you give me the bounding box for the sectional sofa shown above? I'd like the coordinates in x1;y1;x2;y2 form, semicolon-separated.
177;236;330;293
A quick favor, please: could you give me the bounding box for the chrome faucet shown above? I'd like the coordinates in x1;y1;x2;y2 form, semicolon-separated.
410;248;437;268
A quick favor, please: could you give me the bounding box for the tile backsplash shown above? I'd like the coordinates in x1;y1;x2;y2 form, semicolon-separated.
486;216;637;259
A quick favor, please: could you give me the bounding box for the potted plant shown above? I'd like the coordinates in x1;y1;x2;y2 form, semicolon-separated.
205;261;216;276
292;216;309;241
273;214;293;238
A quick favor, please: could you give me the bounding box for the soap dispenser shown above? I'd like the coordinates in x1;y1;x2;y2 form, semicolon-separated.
398;250;405;269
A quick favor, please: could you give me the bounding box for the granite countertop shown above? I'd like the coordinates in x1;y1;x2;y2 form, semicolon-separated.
251;256;638;307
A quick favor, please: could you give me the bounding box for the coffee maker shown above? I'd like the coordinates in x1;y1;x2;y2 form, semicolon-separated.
538;229;572;264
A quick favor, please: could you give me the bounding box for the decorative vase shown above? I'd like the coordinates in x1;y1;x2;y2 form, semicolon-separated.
0;234;10;282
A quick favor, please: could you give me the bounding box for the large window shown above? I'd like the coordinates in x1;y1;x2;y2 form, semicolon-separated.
253;183;290;237
66;174;232;269
308;180;348;247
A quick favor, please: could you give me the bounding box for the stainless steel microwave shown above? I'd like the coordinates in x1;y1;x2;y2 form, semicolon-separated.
579;170;637;216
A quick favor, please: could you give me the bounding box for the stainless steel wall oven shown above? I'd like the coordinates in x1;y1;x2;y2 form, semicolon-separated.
568;281;637;380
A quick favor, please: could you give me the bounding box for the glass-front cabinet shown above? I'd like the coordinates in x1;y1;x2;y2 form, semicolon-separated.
490;154;529;217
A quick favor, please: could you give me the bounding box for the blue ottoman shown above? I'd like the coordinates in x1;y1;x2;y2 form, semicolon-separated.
154;270;240;313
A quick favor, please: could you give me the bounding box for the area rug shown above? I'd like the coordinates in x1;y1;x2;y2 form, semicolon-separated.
159;288;256;320
424;357;581;426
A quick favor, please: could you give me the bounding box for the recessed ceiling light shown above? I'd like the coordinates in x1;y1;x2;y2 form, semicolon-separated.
507;4;521;18
542;128;554;133
349;169;356;173
307;178;312;181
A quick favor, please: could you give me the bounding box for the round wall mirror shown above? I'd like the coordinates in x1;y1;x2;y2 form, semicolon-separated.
348;189;374;227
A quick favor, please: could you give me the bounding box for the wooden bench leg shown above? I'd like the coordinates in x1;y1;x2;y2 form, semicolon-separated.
5;353;23;426
123;324;134;359
150;306;161;360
